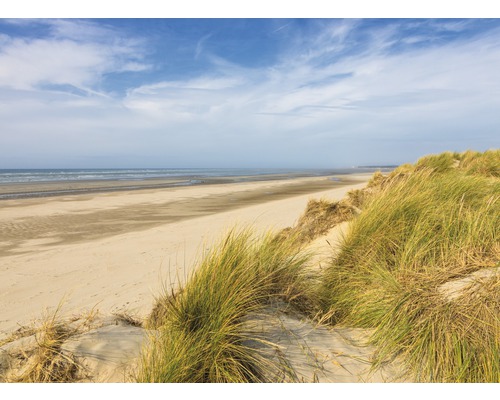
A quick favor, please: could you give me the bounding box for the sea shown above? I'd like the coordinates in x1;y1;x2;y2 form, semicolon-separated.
0;167;397;184
0;167;394;199
0;168;323;184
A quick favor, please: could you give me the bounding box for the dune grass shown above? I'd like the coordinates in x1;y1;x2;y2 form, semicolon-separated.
14;317;80;382
138;229;315;382
277;198;357;244
2;306;97;382
319;150;500;382
394;148;499;178
459;149;500;177
414;151;457;173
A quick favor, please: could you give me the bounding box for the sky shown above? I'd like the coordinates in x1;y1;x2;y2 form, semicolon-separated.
0;16;499;168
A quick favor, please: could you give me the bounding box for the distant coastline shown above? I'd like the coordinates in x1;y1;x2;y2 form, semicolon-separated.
355;165;399;169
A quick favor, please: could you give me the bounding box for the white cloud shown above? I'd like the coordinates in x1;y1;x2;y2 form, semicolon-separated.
45;19;118;42
0;19;149;92
124;25;500;123
0;38;107;90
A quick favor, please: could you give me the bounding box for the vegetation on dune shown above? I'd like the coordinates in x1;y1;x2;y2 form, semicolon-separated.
459;149;500;177
277;198;358;244
1;307;98;382
414;151;457;173
138;229;316;383
319;149;500;382
13;317;81;383
392;148;499;178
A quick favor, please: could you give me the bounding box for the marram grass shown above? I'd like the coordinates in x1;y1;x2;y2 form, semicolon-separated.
319;150;500;382
137;229;315;383
277;198;357;244
2;305;98;382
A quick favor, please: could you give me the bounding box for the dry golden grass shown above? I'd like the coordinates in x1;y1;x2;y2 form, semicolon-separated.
2;307;99;382
278;198;357;244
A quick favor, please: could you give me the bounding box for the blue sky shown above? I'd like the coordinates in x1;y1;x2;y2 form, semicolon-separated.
0;18;499;168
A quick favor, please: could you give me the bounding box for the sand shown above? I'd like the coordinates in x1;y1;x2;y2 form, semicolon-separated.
0;174;371;337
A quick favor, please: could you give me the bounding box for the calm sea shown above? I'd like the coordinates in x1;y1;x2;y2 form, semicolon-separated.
0;167;391;185
0;167;393;199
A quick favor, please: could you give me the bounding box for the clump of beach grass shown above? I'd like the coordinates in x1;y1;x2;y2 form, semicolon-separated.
278;198;358;244
319;151;500;382
112;312;144;328
414;151;457;173
459;149;500;177
3;307;97;382
138;229;315;383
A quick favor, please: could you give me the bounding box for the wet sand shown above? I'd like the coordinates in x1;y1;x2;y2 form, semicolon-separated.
0;171;340;200
0;175;360;257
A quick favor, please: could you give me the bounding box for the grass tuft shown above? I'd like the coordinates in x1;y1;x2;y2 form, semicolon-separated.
460;149;500;177
414;151;457;173
4;308;91;382
138;229;314;382
278;198;357;244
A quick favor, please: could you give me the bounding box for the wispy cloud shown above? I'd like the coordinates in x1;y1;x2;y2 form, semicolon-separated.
271;22;291;34
0;19;150;94
195;33;212;60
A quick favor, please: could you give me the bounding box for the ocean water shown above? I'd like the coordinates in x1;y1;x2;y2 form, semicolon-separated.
0;167;379;185
0;168;293;184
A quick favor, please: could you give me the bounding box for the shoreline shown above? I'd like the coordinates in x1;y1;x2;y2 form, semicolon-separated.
0;168;389;200
0;173;371;336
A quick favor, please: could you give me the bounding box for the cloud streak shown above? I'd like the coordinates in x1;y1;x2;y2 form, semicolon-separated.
0;19;149;94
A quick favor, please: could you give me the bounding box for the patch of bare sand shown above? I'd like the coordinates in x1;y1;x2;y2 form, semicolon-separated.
60;320;146;382
306;221;350;270
245;306;406;383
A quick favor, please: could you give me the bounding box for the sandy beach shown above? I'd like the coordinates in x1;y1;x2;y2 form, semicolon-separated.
0;173;370;338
